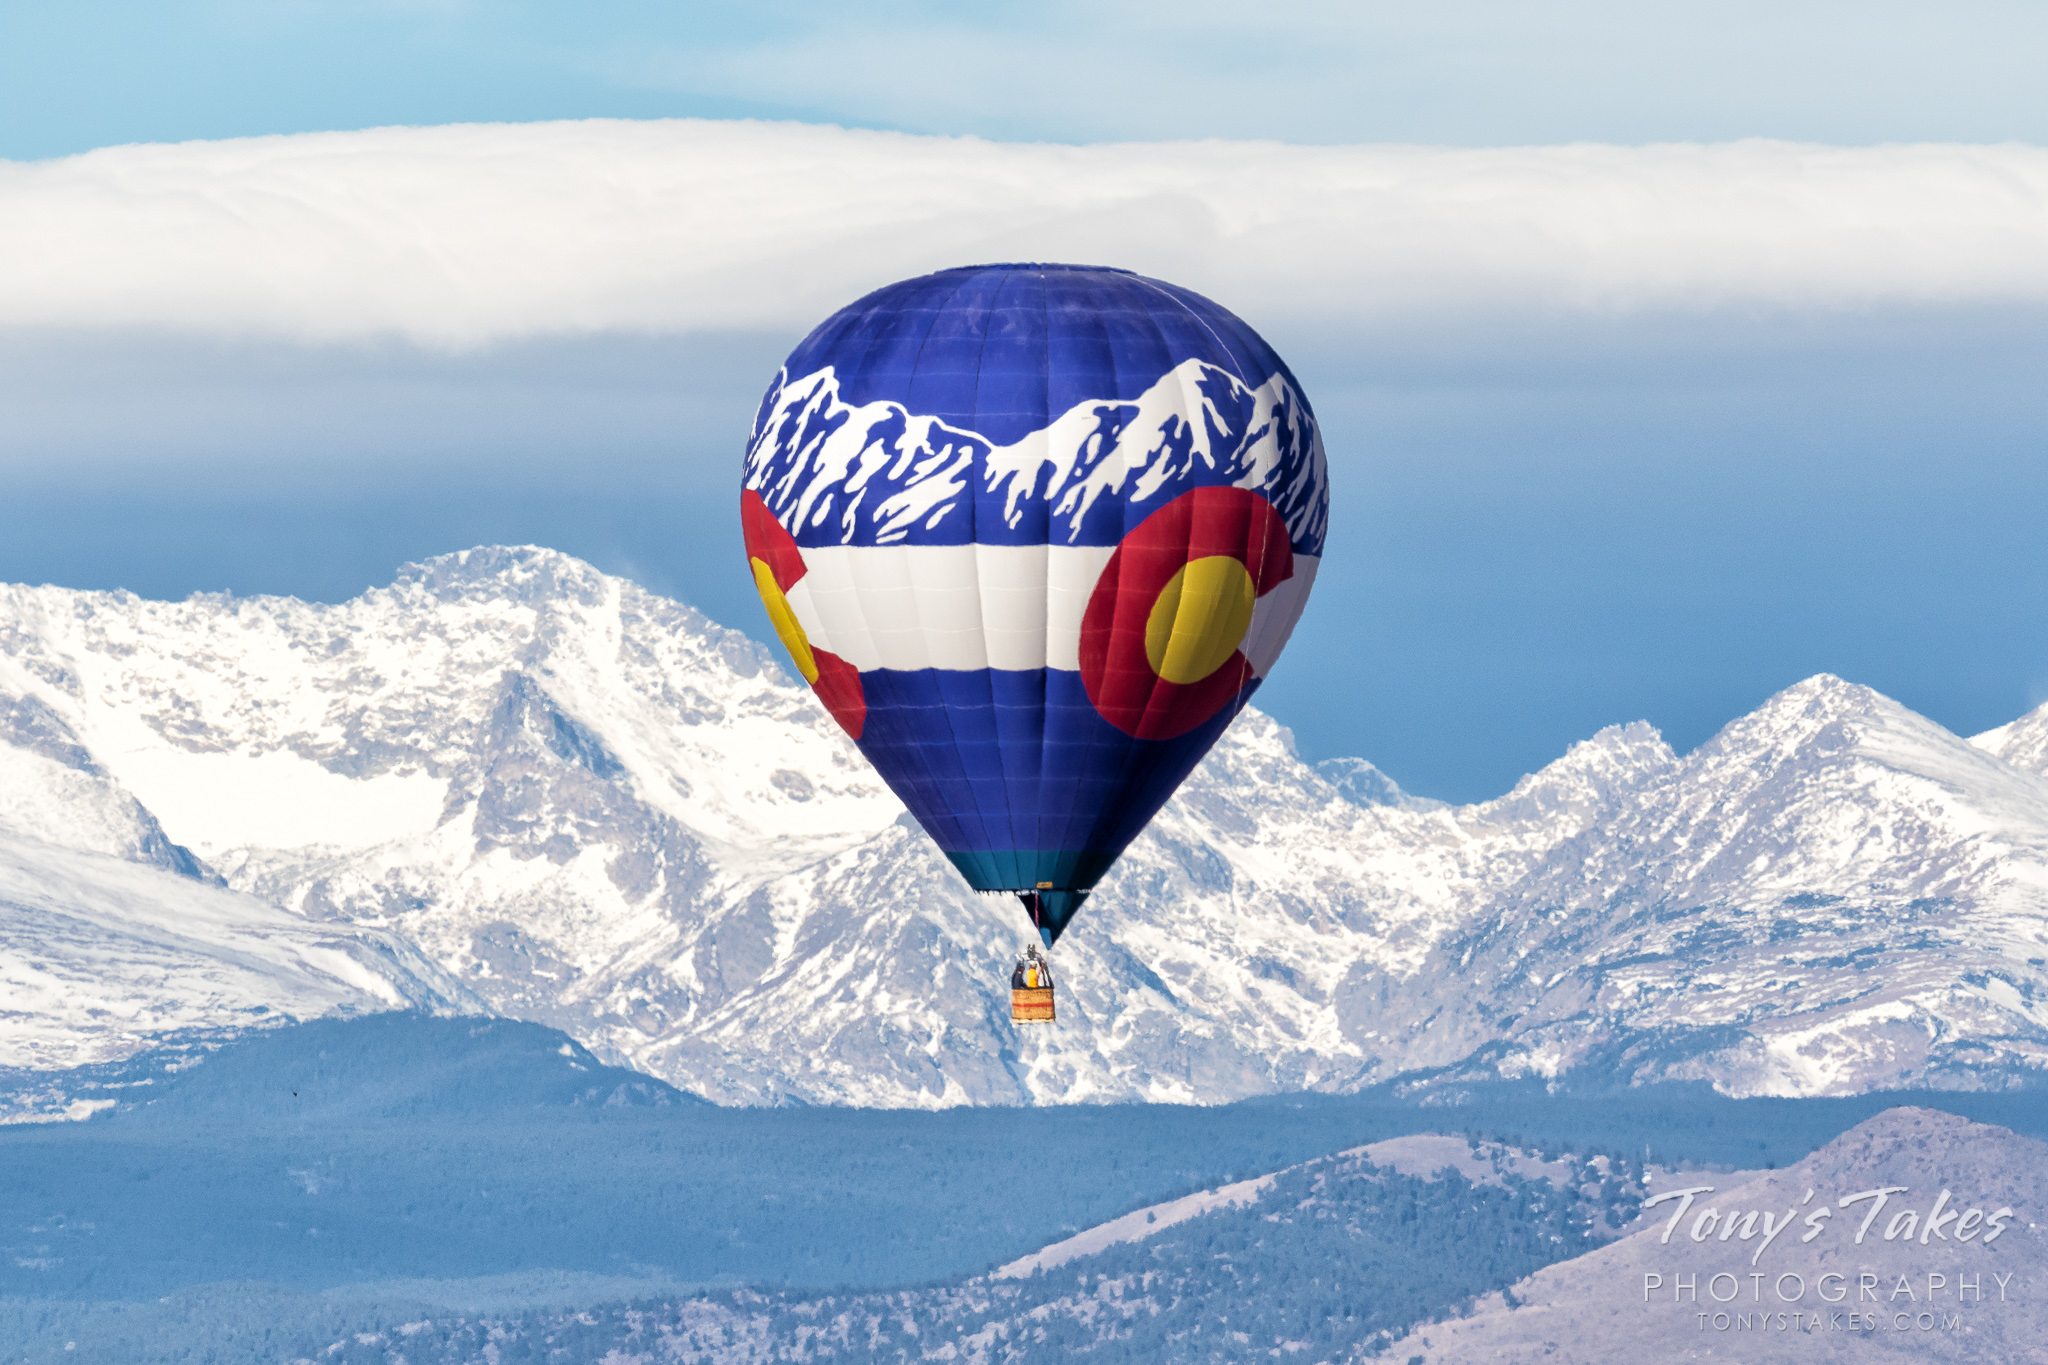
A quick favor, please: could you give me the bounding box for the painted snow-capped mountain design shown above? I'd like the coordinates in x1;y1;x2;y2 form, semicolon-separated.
744;359;1329;555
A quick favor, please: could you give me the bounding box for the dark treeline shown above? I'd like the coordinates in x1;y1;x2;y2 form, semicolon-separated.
201;1151;1640;1364
5;1153;1637;1364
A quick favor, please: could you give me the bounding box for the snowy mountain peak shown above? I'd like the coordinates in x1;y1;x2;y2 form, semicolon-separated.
1697;672;1917;764
1654;674;2048;900
1477;720;1677;831
390;544;617;609
1973;697;2048;779
1314;756;1447;812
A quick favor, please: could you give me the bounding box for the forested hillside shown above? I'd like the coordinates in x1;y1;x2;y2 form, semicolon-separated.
6;1016;2048;1361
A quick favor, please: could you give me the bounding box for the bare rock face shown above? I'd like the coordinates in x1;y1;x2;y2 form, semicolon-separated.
0;691;214;882
3;549;2048;1105
0;830;471;1082
1391;1107;2046;1363
1315;756;1448;813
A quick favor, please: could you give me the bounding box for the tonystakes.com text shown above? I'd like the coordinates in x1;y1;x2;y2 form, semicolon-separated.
1634;1183;2020;1336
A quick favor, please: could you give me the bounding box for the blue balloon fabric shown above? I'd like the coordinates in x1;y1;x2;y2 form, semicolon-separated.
742;263;1328;945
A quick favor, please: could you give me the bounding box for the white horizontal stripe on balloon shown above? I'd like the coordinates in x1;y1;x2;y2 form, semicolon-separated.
781;545;1319;678
784;544;1108;673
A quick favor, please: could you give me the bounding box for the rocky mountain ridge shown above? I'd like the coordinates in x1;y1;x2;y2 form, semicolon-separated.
3;546;2047;1105
0;828;470;1083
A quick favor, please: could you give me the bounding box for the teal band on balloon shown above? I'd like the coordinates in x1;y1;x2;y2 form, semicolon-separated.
944;851;1108;946
944;849;1120;893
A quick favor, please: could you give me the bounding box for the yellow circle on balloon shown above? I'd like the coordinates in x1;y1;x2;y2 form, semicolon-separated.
751;557;819;684
1144;555;1257;685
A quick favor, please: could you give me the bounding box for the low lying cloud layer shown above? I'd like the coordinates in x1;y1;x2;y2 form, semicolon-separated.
4;120;2046;348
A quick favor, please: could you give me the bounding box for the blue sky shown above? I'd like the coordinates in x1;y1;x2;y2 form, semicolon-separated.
6;1;2048;156
2;6;2046;802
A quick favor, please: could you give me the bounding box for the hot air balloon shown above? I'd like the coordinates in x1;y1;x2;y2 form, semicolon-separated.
741;264;1328;1019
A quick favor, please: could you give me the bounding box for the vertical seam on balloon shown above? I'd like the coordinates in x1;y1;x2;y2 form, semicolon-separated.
1057;271;1127;876
1128;275;1251;387
1238;485;1274;710
882;270;984;858
1146;369;1218;725
1048;268;1103;881
1134;495;1191;745
1119;283;1267;839
1029;266;1055;874
1123;294;1183;798
1131;275;1315;567
1119;285;1196;856
977;269;1042;874
952;266;1019;872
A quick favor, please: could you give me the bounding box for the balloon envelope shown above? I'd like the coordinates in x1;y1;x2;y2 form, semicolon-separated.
742;263;1328;943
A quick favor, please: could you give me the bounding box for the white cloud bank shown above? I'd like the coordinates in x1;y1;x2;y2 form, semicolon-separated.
3;119;2045;348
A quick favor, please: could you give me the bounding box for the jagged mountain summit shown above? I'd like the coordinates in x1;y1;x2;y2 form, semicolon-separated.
1346;679;2048;1095
1972;697;2048;778
2;548;2047;1105
1313;756;1448;813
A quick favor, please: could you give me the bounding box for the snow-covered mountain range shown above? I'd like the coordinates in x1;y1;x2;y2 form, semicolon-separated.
4;546;2047;1105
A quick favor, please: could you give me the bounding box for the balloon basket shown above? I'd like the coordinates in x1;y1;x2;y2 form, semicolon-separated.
1011;987;1056;1023
1010;942;1056;1023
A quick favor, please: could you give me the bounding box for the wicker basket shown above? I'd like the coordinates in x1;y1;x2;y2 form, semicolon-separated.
1011;987;1056;1023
